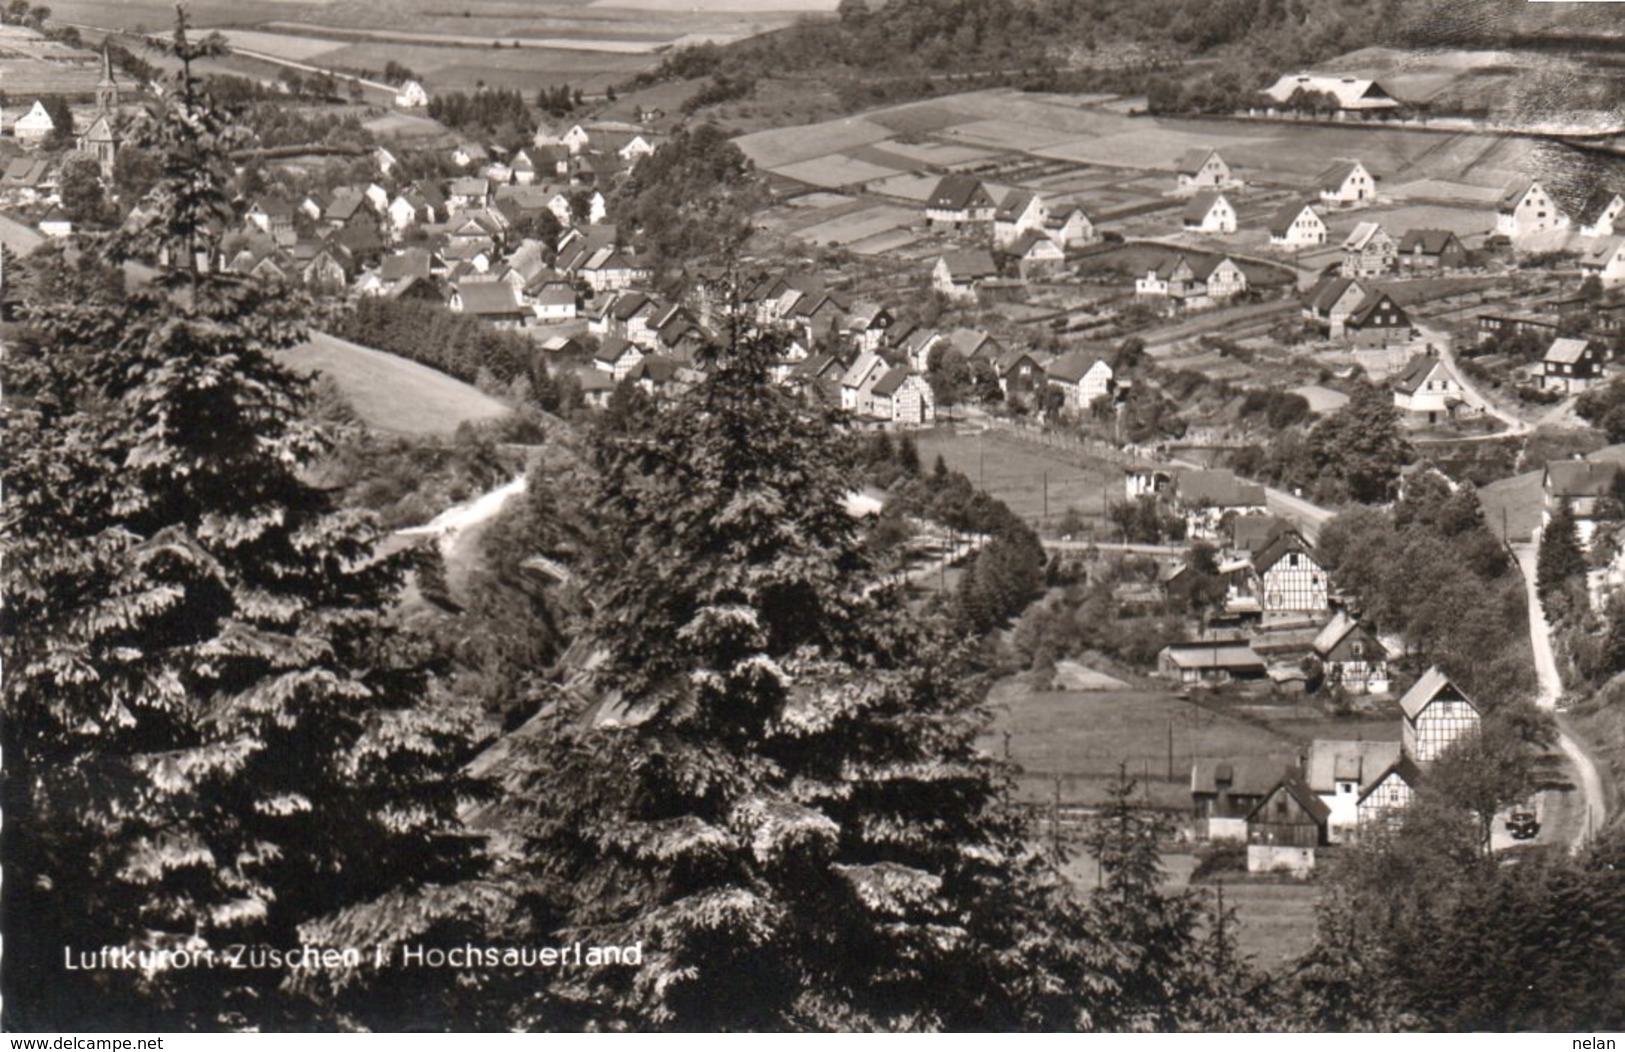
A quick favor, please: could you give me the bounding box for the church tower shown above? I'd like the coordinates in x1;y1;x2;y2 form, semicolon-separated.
96;45;119;114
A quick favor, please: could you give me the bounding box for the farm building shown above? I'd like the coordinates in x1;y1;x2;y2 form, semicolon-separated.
1340;222;1395;278
1543;458;1622;551
595;336;645;382
1311;612;1390;695
931;249;999;301
866;368;935;427
1397;229;1466;272
1496;179;1569;243
1246;772;1330;877
1303;275;1368;338
1582;193;1625;238
1317;159;1375;206
1191;758;1293;842
448;282;527;328
1181;190;1236;234
947;327;1002;362
1250;528;1329;624
1156;641;1266;686
1267;201;1326;248
1263;73;1401;114
1303;738;1402;844
1172;469;1267;541
1398;667;1481;764
1392;354;1466;425
1542;337;1602;394
1045;206;1095;247
1174;148;1231;192
1005;230;1065;279
924;174;996;228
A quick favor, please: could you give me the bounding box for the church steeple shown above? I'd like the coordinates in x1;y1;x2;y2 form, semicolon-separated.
96;44;118;114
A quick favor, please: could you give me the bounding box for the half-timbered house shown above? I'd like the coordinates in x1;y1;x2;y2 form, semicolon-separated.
1399;667;1481;763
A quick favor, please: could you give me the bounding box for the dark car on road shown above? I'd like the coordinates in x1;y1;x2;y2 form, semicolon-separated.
1506;811;1540;840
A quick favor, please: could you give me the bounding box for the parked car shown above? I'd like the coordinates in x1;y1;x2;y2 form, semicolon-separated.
1506;810;1539;840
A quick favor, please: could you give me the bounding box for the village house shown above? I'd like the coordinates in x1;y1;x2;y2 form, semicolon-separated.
1343;290;1414;347
993;190;1047;247
1124;465;1175;501
1245;772;1329;877
1263;72;1401;116
1136;253;1248;308
931;249;1000;301
1044;350;1114;415
840;350;888;414
1317;159;1375;206
1399;667;1482;764
394;80;429;108
1580;237;1625;289
996;347;1051;400
451;142;490;169
1396;229;1467;272
924;174;996;229
532;282;578;322
1496;179;1569;243
1355;755;1422;834
1542;337;1603;394
947;327;1003;363
1181;190;1237;234
1156;641;1267;686
14;100;55;147
594;335;645;382
1;155;52;201
1582;193;1625;238
1543;458;1622;551
1340;222;1396;278
866;368;936;427
1267;201;1327;248
1303;275;1367;338
1006;230;1066;280
449;282;528;328
1251;528;1329;624
38;205;71;239
1045;206;1095;247
1311;611;1390;695
1190;758;1293;842
245;197;297;242
1477;309;1563;345
1174;148;1230;192
1173;469;1268;541
1392;354;1466;425
843;302;892;353
1304;739;1403;844
618;135;656;164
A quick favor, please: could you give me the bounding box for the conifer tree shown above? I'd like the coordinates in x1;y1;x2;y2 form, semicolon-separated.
479;311;1108;1030
1536;498;1586;619
1;8;487;1030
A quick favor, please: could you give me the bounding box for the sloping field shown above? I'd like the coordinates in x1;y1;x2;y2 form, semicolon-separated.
734;115;895;169
772;153;902;189
215;28;351;60
792;203;917;245
1034;127;1267;170
938;118;1076;153
274;331;510;436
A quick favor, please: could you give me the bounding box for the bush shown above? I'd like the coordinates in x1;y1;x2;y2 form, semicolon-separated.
1189;840;1248;882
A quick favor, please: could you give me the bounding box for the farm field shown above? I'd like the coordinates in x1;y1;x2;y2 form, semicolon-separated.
273;331;511;436
914;428;1120;528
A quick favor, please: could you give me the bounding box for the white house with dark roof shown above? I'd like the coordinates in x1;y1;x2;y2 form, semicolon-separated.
993;189;1047;246
1267;201;1326;248
1303;275;1367;337
931;249;999;301
1497;179;1569;243
1045;350;1114;415
1136;254;1247;307
924;174;996;228
1173;469;1268;541
840;350;887;413
867;368;935;426
1399;667;1481;763
1340;222;1396;278
1582;193;1625;238
1392;354;1465;425
394;80;429;108
1044;205;1095;247
1304;738;1402;843
1317;159;1375;206
1580;236;1625;289
1174;148;1230;192
1311;611;1389;695
1182;190;1236;234
1006;229;1065;279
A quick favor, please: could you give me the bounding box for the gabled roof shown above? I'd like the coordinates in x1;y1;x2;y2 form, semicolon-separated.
1544;458;1620;498
1306;275;1365;314
449;176;492;198
1268;200;1320;238
995;189;1039;223
1230;514;1290;554
1398;228;1460;255
1343;221;1388;251
948;327;998;358
1160;641;1263;670
1252;528;1316;575
1304;739;1402;794
454;281;524;316
595;335;639;363
1393;355;1448;395
1182;189;1229;225
1175;148;1221;175
869;367;910;398
841;350;884;389
1499;179;1539;211
1174;469;1265;509
1009;229;1057;258
1190;757;1288;797
1248;771;1332;826
937;249;999;280
1046;349;1111;385
927;174;993;211
1347;291;1407;328
1355;755;1423;806
1317;159;1366;189
325;190;367;222
1545;337;1593;364
1263;73;1398;110
1311;611;1385;660
1398;666;1476;721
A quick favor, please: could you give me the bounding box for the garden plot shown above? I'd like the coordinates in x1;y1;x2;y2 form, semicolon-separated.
846;229;926;256
844;143;939;173
771;154;903;189
791;204;918;246
868;173;941;201
1385;179;1505;205
868;139;1001;168
783;191;857;209
734;116;897;169
1361;202;1495;237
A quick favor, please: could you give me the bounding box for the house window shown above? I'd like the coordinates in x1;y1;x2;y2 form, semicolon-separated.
1352;641;1365;658
1288;553;1300;568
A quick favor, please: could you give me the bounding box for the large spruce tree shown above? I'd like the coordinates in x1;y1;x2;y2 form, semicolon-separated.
476;312;1114;1030
1;11;487;1030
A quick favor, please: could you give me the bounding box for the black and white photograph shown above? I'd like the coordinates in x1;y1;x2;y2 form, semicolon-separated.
1;0;1623;1035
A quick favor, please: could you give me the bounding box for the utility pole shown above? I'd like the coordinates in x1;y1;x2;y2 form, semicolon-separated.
1043;470;1049;522
1167;717;1174;783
